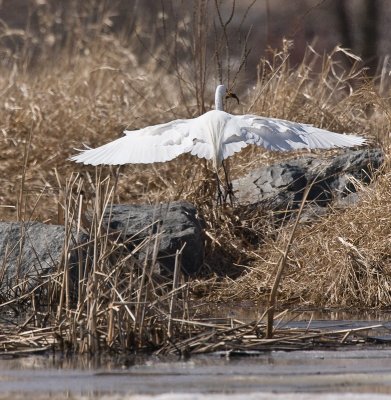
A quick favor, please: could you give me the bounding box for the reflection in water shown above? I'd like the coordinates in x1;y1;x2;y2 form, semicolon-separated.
1;310;391;398
196;302;391;324
2;348;391;397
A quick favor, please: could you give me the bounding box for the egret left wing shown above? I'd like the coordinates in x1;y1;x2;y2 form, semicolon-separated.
70;118;195;165
234;115;366;151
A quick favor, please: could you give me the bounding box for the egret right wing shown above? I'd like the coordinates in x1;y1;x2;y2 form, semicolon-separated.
235;115;366;151
70;119;195;165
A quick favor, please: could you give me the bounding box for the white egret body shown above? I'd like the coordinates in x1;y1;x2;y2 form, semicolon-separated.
70;85;366;171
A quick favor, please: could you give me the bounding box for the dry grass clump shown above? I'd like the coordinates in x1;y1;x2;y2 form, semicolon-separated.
215;163;391;309
292;167;391;308
1;174;195;354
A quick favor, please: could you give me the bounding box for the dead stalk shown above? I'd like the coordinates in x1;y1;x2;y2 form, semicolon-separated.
266;182;314;338
168;243;186;337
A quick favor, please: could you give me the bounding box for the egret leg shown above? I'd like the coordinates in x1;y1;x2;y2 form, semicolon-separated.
221;160;235;205
215;172;225;205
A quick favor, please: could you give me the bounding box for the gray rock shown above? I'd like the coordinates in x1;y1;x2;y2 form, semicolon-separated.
0;221;66;296
100;201;204;275
0;201;204;298
233;148;383;213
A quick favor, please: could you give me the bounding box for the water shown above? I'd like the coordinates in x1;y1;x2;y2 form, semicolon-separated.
1;316;391;399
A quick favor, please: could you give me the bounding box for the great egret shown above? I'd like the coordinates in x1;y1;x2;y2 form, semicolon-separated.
71;85;366;201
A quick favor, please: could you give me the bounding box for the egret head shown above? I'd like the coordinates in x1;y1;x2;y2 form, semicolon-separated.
225;89;239;104
215;85;239;110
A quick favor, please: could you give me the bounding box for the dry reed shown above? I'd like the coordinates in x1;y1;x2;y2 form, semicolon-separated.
1;1;391;356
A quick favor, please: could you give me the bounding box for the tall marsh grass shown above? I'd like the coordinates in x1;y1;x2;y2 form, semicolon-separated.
1;172;193;353
1;0;391;355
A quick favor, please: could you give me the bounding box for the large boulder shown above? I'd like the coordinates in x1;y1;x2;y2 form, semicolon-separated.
232;148;383;214
0;221;66;295
0;202;204;297
100;201;204;275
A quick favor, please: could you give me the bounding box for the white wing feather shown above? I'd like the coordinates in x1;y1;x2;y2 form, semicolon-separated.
70;119;194;165
221;141;248;159
234;115;366;151
70;106;366;168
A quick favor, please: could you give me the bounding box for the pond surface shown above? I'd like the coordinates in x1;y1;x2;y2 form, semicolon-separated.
1;317;391;400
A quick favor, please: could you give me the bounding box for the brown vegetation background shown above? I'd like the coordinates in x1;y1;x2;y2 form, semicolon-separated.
1;0;391;309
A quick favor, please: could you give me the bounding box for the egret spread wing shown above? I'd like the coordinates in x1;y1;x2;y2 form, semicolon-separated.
235;115;366;151
70;119;194;165
70;86;367;171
